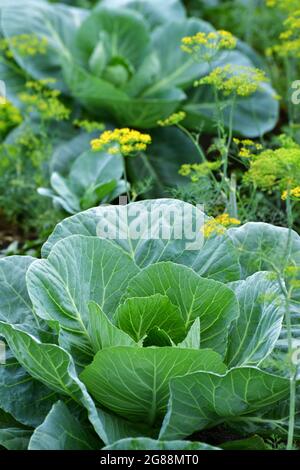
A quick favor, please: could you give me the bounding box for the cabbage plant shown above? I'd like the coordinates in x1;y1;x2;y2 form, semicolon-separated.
38;148;127;214
0;199;298;450
0;0;278;136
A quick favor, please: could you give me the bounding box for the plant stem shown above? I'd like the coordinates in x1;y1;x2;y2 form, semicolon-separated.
122;155;131;203
285;193;296;450
176;124;207;162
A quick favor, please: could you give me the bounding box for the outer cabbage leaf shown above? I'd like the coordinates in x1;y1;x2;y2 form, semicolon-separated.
226;272;285;367
27;235;140;364
159;367;293;440
80;346;226;425
41;199;240;283
103;437;220;450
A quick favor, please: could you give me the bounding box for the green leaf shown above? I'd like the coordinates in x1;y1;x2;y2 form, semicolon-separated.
103;437;220;450
80;180;117;211
159;367;292;440
0;409;32;450
64;60;185;127
69;149;123;194
220;435;268;450
226;395;300;439
127;127;200;197
50;130;99;175
114;294;185;343
28;401;100;450
124;262;239;355
87;301;136;352
0;322;109;443
62;60;130;110
27;235;139;363
177;230;241;283
50;172;81;213
228;222;300;278
143;327;173;347
80;346;226;426
143;18;212;95
41;199;240;283
0;347;59;428
0;256;38;335
226;272;285;367
0;427;32;450
98;408;154;444
0;0;86;92
97;0;186;29
177;317;200;349
0;59;26;107
42;199;204;262
76;8;150;70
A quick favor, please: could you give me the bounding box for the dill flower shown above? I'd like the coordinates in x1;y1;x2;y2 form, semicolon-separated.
73;119;105;133
178;161;221;182
90;128;151;157
267;9;300;57
19;80;70;121
158;111;186;127
202;213;241;238
244;138;300;191
281;186;300;200
0;34;47;58
181;30;236;61
0;101;22;137
233;138;263;158
266;0;299;12
195;65;269;97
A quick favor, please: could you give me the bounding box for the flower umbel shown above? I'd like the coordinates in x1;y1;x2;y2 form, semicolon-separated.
179;161;221;182
282;186;300;200
0;34;47;58
19;80;70;121
195;65;268;97
233;138;263;158
158;111;186;127
91;128;152;156
0;101;22;137
181;30;236;61
202;213;241;238
244;136;300;190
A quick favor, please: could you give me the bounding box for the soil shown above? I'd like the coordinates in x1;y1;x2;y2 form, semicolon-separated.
0;214;22;250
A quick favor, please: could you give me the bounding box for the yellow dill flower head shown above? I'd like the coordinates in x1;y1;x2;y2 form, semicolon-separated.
181;29;236;61
202;213;240;238
178;164;192;176
239;147;252;158
234;138;263;158
19;79;70;121
281;186;300;200
0;34;47;57
90;128;151;157
158;111;186;127
215;213;241;227
73;119;105;133
268;9;300;57
0;100;22;136
245;137;300;191
195;65;268;96
266;0;300;11
179;161;222;180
